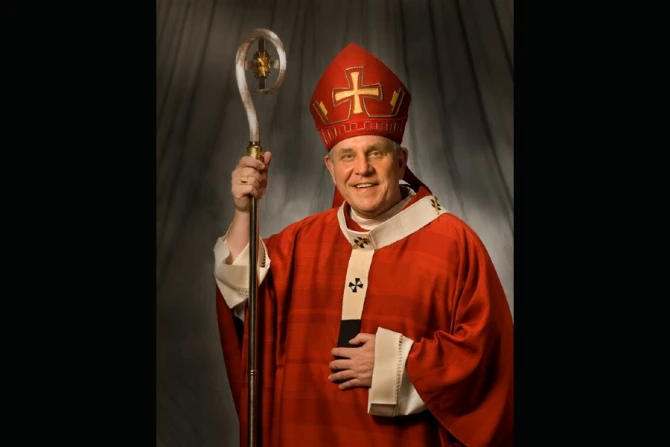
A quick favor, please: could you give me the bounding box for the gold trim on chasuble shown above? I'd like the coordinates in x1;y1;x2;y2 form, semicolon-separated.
335;193;449;331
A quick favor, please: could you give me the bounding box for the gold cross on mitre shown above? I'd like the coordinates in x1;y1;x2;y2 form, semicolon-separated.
243;38;280;91
333;68;382;115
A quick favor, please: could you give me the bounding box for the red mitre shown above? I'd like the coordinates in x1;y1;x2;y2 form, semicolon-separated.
309;42;430;207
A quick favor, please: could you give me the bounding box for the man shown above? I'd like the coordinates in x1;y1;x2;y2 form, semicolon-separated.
213;42;514;447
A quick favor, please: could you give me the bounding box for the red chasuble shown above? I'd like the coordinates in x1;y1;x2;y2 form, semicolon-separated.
215;186;514;447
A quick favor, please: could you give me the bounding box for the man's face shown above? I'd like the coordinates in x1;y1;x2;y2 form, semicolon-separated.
325;135;408;219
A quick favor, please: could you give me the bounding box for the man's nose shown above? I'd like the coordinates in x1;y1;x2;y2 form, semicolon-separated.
354;156;373;175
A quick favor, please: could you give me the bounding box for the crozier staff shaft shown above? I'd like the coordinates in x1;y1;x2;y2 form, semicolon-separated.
234;28;286;447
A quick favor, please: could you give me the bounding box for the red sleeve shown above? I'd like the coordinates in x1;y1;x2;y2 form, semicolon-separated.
215;285;243;416
213;228;300;421
406;227;514;447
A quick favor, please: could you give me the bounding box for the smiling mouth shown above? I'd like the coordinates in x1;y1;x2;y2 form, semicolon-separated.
353;183;377;189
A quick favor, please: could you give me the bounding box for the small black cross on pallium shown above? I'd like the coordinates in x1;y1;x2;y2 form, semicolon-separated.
430;197;442;214
352;237;369;249
348;277;364;292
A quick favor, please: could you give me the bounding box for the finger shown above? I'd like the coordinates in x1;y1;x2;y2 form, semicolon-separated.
233;169;265;188
233;185;263;200
331;347;354;359
328;369;356;383
236;166;264;179
332;347;362;358
237;155;266;171
233;172;261;188
349;333;375;345
339;379;365;390
262;151;272;168
329;359;353;371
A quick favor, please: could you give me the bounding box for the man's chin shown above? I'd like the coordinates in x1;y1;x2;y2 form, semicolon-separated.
350;203;381;218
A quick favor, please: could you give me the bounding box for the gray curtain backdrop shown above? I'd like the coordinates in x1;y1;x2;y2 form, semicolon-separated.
157;0;513;445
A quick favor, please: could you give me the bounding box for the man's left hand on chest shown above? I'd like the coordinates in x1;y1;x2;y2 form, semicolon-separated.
329;333;376;390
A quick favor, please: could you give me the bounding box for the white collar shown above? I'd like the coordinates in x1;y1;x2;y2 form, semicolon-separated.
337;187;449;251
350;188;414;230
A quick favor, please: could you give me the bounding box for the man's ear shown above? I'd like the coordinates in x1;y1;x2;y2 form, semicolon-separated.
398;147;409;171
324;154;336;184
